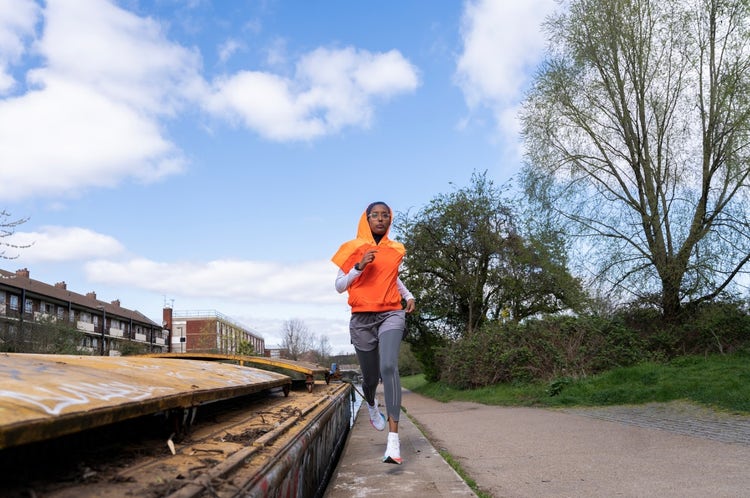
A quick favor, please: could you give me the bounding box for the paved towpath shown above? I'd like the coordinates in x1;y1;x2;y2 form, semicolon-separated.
400;391;750;497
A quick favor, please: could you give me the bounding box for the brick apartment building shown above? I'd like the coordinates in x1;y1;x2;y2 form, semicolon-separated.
0;268;167;355
163;307;265;356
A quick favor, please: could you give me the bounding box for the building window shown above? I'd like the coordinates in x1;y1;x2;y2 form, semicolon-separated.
24;299;33;313
57;306;65;319
9;294;18;311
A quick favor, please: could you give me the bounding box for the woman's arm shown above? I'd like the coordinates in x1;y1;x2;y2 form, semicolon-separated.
397;277;413;301
397;277;416;313
335;267;362;293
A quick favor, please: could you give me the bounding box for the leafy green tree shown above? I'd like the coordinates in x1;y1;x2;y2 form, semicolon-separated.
396;172;583;378
237;339;256;356
522;0;750;321
397;172;515;338
0;316;84;354
497;231;586;323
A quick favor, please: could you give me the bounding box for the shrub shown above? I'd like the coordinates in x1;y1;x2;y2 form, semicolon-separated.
675;301;750;355
437;315;646;388
434;298;750;390
437;325;535;389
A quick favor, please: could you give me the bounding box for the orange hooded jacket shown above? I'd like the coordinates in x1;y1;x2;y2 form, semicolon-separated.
331;208;406;313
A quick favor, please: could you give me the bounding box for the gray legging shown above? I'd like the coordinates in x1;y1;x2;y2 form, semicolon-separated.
355;328;402;423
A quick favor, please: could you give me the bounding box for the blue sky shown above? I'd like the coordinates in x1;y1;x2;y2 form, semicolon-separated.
0;0;559;354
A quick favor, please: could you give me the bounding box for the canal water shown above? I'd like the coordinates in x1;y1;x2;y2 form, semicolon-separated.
349;384;364;427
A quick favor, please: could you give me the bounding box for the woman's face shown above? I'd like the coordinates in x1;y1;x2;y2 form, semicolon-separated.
367;204;391;235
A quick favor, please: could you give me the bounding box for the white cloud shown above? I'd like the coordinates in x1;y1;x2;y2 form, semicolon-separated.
84;256;354;350
0;1;422;201
218;38;244;64
0;0;201;201
0;78;182;200
0;0;39;94
13;226;125;262
37;0;204;114
455;0;558;137
84;257;342;305
264;37;288;68
205;46;420;141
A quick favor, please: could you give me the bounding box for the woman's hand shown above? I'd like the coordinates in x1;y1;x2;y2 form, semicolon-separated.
358;249;378;269
405;299;415;313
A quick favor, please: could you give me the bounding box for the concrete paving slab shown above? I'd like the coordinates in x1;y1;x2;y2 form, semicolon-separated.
324;390;475;498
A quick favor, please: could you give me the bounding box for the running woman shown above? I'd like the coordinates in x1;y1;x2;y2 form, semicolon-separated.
332;201;415;464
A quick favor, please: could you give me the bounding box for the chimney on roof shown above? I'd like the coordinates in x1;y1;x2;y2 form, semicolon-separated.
86;291;97;300
163;306;174;353
55;281;67;290
16;268;29;278
111;299;120;307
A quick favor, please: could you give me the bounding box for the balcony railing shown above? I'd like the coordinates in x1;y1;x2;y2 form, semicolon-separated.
77;321;95;332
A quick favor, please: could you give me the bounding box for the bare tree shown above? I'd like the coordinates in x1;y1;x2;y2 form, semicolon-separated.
281;318;314;360
0;210;30;259
315;334;332;365
522;0;750;320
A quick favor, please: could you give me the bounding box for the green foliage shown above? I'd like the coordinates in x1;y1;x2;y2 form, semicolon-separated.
398;341;422;376
236;339;256;356
546;376;572;397
405;312;448;382
397;171;585;378
46;324;85;354
118;341;149;356
498;232;587;323
429;298;750;394
437;325;535;389
546;355;750;413
405;352;750;414
437;316;647;389
674;301;750;355
614;300;750;358
0;318;85;354
396;171;515;338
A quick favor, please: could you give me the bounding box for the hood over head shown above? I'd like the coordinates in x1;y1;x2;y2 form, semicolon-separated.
331;203;404;269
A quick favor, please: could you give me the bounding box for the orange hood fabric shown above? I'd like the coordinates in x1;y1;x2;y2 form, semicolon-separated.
332;208;406;313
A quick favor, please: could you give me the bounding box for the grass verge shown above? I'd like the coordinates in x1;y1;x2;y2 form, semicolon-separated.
401;353;750;414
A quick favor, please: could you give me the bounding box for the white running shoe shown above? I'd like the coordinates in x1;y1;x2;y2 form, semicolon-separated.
383;432;402;465
367;398;386;431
